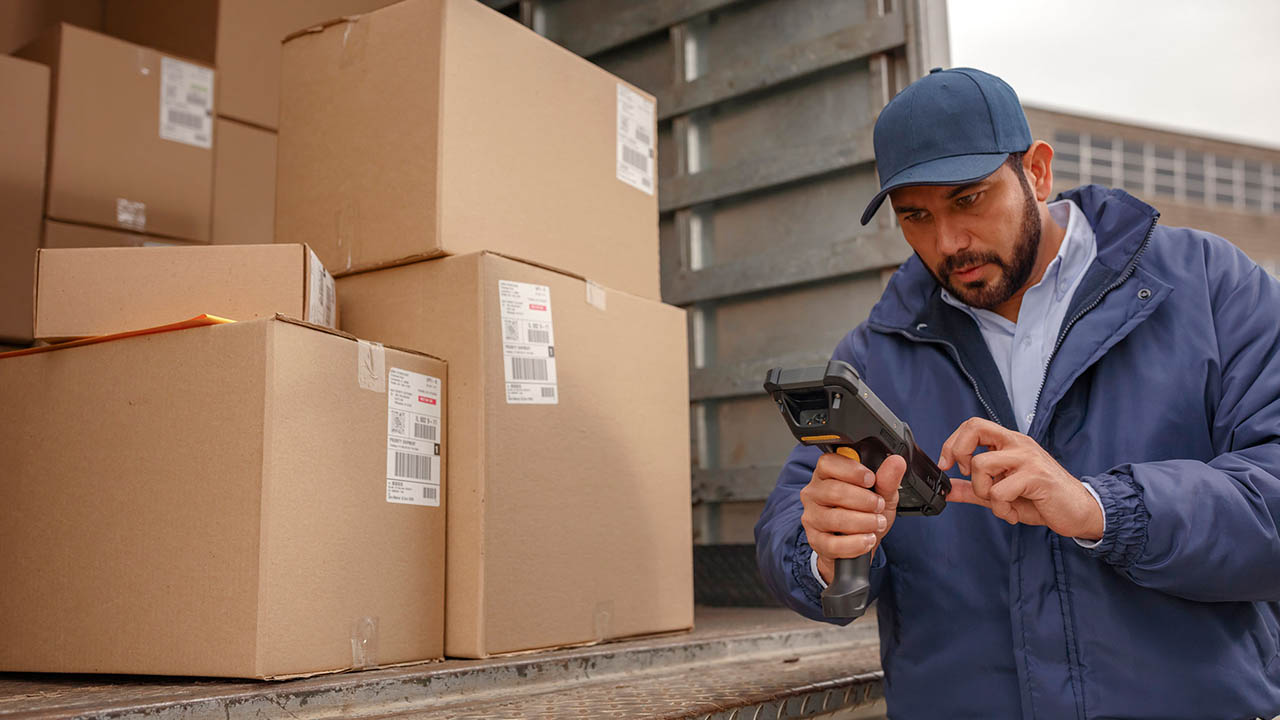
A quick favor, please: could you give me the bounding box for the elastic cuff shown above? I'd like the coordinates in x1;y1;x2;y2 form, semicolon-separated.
791;526;826;608
1078;469;1149;568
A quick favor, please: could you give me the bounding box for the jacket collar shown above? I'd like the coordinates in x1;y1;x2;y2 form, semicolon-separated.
866;185;1160;333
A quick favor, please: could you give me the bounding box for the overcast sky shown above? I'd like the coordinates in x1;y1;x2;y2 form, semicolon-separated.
947;0;1280;149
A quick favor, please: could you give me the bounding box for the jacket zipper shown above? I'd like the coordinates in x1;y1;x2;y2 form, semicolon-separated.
1026;216;1159;432
874;326;1002;425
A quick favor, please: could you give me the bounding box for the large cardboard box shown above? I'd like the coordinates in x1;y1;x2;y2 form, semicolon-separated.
103;0;398;130
337;252;692;657
0;316;447;678
277;0;661;299
34;244;335;341
0;55;50;344
0;0;102;54
41;218;192;249
17;24;214;243
213;117;277;245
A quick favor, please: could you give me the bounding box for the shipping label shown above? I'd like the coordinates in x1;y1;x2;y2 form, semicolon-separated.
616;84;655;195
499;280;558;404
307;249;337;328
386;367;442;507
159;56;214;149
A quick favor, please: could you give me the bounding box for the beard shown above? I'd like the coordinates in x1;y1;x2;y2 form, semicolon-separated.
932;172;1041;311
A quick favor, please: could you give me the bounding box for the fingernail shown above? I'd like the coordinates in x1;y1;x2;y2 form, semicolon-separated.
876;496;885;513
864;471;875;487
864;533;877;549
876;514;887;531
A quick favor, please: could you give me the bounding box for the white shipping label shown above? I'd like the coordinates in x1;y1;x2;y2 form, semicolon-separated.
499;280;558;404
616;84;655;195
116;198;146;231
307;249;337;328
159;56;214;149
386;368;442;507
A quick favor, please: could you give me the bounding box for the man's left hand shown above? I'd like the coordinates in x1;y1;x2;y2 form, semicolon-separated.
938;417;1104;541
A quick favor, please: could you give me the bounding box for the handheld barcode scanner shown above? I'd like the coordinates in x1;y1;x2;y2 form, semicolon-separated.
764;360;950;619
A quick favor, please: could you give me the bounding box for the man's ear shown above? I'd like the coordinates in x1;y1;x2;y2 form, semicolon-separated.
1024;140;1055;202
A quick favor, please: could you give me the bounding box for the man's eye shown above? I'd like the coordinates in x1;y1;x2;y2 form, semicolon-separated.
957;192;982;207
902;211;926;223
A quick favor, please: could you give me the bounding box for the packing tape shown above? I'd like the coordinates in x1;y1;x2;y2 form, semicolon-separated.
357;340;385;392
339;18;369;68
585;280;607;311
350;616;379;670
593;601;614;641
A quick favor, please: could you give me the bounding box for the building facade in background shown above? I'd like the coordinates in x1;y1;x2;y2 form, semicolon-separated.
1027;105;1280;272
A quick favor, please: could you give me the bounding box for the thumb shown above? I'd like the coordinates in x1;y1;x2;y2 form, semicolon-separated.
875;454;907;512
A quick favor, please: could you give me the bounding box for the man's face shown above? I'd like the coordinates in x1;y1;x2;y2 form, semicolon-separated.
888;161;1041;311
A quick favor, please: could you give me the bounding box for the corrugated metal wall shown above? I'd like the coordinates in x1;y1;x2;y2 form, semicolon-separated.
486;0;948;592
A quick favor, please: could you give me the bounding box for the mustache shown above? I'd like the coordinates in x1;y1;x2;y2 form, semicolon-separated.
938;251;1004;278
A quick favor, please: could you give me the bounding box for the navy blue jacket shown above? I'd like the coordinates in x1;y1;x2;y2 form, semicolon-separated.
755;186;1280;719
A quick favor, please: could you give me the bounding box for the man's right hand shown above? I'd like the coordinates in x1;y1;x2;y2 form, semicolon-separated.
800;452;907;584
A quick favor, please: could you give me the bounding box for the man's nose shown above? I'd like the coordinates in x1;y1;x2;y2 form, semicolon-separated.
934;214;971;256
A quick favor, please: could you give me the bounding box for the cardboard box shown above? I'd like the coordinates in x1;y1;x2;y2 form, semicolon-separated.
277;0;661;300
0;55;50;344
41;218;193;249
103;0;398;130
17;24;214;243
0;316;447;678
337;252;692;657
34;243;336;341
213;117;277;245
0;0;102;54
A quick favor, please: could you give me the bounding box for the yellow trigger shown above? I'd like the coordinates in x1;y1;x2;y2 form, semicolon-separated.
835;447;861;463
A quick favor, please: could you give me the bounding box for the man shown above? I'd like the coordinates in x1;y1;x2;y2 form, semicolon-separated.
755;67;1280;718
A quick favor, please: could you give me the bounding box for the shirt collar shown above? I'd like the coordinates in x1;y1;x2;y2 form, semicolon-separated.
939;198;1095;323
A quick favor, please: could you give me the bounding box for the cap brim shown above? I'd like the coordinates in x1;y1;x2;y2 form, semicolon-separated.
859;152;1010;225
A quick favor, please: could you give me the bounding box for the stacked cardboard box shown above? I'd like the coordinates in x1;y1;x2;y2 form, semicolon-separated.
103;0;402;245
278;0;693;658
0;54;49;345
0;316;448;678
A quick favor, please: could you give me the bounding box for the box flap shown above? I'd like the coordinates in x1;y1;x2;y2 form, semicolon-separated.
0;314;233;359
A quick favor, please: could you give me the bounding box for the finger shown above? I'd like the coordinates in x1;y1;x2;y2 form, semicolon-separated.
809;531;878;560
803;479;885;513
944;478;991;508
939;417;1014;475
805;506;886;536
814;452;876;488
991;499;1020;525
989;472;1033;505
969;449;1019;500
874;454;907;511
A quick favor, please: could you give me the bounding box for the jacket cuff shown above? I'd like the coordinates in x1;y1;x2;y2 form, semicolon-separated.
792;526;826;609
1078;469;1149;568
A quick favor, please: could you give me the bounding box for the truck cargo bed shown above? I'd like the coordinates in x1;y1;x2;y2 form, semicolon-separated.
0;607;883;719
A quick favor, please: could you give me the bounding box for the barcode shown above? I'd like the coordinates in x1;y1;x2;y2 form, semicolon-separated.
622;145;648;171
423;486;438;501
503;319;520;341
391;411;406;436
511;357;549;381
635;129;651;146
527;328;550;344
167;108;205;130
186;92;208;107
394;451;431;481
541;386;557;398
413;421;437;441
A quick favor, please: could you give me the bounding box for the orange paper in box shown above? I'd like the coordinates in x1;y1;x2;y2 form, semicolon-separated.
0;315;233;359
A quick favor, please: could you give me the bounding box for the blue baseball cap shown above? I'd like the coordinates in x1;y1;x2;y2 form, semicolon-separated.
860;67;1032;225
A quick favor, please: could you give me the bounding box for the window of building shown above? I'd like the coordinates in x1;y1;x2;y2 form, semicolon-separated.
1185;151;1205;202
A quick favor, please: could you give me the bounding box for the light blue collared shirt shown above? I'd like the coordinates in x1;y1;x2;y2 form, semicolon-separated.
939;197;1104;549
812;199;1103;589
